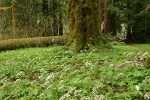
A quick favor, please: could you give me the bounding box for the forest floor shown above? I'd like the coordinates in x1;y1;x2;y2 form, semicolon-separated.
0;44;150;99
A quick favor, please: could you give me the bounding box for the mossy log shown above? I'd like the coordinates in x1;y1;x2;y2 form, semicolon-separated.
0;36;66;51
0;6;12;12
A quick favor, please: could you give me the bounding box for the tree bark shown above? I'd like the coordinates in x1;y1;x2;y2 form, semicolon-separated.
12;0;17;38
42;0;63;36
58;13;63;36
126;13;133;43
99;0;105;33
68;0;106;52
100;0;116;36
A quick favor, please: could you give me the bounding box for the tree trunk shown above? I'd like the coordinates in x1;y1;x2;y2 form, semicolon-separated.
68;0;106;52
12;0;17;38
110;0;117;36
100;0;116;36
42;0;62;36
58;13;63;36
126;14;133;43
99;0;105;33
52;13;58;36
58;0;63;36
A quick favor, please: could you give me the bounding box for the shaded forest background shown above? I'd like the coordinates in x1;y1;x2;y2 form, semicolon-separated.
0;1;150;99
0;0;150;43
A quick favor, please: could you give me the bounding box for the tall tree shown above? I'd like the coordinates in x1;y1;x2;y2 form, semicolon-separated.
42;0;63;36
100;0;117;36
124;0;150;43
67;0;106;52
12;0;17;37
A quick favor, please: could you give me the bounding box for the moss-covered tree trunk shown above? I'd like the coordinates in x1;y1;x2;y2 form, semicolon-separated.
68;0;105;52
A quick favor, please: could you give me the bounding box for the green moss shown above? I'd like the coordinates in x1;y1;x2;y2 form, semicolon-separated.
68;0;109;53
0;36;66;51
0;6;12;12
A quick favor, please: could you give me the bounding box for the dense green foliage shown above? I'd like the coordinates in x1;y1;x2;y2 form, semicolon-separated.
0;0;12;36
0;45;149;99
112;0;150;42
0;0;149;43
0;0;68;39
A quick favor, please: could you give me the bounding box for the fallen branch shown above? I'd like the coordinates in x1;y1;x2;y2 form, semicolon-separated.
117;61;134;68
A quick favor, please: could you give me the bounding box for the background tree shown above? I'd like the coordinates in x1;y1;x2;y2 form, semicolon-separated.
0;0;150;44
101;0;150;43
12;0;17;37
100;0;117;36
0;0;12;39
117;0;150;43
0;0;68;39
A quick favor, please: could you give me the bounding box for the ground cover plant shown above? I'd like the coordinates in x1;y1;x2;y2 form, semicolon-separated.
0;44;150;99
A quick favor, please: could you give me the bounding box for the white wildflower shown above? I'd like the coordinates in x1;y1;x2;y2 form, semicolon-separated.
16;71;25;77
74;90;82;96
52;39;55;42
85;77;90;81
145;76;150;82
60;64;65;67
40;68;46;73
80;50;83;53
126;53;130;57
117;73;124;77
81;96;90;100
137;52;142;55
144;92;150;99
44;81;50;86
37;20;40;24
81;66;85;71
46;72;55;81
59;85;65;91
38;75;44;79
144;92;150;100
0;77;7;83
15;79;20;83
63;66;70;72
60;73;64;79
68;87;76;94
94;95;104;100
74;70;79;73
60;80;64;84
109;64;114;67
142;52;149;56
85;62;94;67
59;93;70;100
135;85;140;91
123;52;127;55
46;85;53;90
92;86;99;94
130;52;135;55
